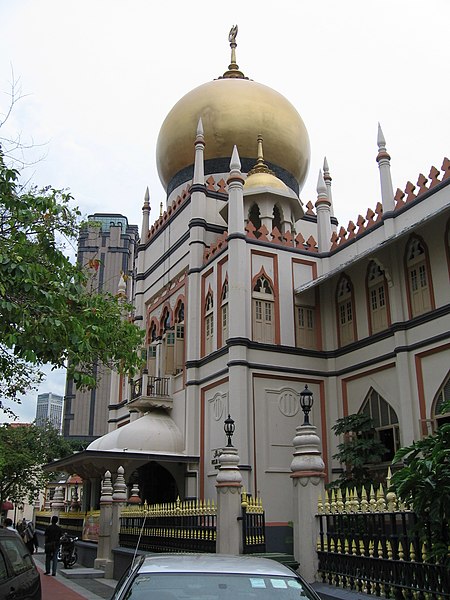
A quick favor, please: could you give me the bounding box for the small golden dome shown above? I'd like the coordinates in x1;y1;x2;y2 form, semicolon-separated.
156;30;310;194
244;135;288;191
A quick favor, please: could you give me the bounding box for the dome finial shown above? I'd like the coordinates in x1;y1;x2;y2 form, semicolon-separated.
220;25;247;79
247;135;275;177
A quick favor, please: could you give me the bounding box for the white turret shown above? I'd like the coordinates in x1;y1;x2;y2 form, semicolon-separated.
376;123;395;213
141;187;150;240
193;118;205;185
322;156;335;218
315;169;332;252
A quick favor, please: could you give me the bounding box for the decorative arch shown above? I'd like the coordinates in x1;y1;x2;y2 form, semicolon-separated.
272;204;283;233
218;278;229;348
432;371;450;427
147;318;159;343
202;285;214;356
335;273;357;347
359;387;400;462
404;235;435;318
252;268;278;344
248;203;261;237
160;303;173;333
174;296;186;375
365;260;391;335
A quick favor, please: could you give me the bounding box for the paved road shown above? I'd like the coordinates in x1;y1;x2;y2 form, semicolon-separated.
33;551;116;600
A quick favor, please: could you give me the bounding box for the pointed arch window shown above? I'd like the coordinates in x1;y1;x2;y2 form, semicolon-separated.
433;372;450;428
174;301;185;374
248;204;261;237
204;291;214;355
272;205;282;233
147;321;158;376
161;307;174;375
336;275;355;346
360;389;400;462
367;261;389;334
252;275;275;344
405;237;433;317
220;280;229;347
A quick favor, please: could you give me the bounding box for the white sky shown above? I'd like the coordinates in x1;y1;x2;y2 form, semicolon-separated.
1;0;449;422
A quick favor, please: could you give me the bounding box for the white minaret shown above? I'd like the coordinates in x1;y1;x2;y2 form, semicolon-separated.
322;156;335;218
376;123;395;213
315;169;332;252
141;187;151;240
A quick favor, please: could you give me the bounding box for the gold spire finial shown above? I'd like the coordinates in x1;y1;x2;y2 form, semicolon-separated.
247;135;275;177
220;25;247;79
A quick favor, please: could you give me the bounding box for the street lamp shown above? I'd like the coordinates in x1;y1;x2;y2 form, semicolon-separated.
224;414;235;447
299;385;314;425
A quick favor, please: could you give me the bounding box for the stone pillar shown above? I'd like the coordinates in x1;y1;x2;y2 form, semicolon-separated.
111;466;127;567
94;471;114;577
290;423;326;583
50;486;65;517
215;442;243;555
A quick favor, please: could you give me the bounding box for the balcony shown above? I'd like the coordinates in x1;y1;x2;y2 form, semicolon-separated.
128;373;173;412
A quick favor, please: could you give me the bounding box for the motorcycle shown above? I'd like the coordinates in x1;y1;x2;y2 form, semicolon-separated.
57;533;78;568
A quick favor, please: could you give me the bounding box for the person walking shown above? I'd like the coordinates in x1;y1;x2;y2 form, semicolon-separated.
21;520;36;554
3;518;19;534
44;515;62;576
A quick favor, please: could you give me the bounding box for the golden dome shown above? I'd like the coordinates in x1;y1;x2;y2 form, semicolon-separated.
244;135;289;192
156;73;310;195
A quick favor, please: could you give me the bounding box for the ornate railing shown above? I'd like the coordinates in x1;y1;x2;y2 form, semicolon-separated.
119;498;216;553
131;375;170;400
241;493;266;554
317;484;449;599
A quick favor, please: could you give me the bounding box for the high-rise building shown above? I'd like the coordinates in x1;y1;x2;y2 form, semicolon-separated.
62;213;139;442
35;393;64;431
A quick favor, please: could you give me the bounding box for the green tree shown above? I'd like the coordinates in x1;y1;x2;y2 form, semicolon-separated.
0;148;144;412
391;401;450;564
329;413;388;491
0;422;72;506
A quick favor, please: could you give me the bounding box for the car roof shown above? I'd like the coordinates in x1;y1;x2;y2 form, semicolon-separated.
138;554;297;577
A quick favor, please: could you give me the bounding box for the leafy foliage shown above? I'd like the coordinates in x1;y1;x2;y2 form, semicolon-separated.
391;401;450;564
0;148;144;412
328;413;388;491
0;422;72;505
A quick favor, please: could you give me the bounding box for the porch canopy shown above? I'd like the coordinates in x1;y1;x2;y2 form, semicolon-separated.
44;410;199;479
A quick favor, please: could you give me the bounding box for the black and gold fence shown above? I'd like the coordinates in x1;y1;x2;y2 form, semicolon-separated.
241;493;266;554
119;498;217;553
35;511;100;540
119;494;266;554
316;482;449;599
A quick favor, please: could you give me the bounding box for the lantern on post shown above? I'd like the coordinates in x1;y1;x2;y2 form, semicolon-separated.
299;385;314;425
224;414;235;447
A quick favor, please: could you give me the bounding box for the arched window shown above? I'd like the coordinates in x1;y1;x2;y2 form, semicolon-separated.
147;322;158;376
360;389;400;462
204;291;214;355
336;275;355;346
433;372;450;428
220;280;229;347
248;204;261;237
252;275;275;344
405;236;433;317
367;261;389;334
272;205;282;233
174;301;185;374
161;307;174;375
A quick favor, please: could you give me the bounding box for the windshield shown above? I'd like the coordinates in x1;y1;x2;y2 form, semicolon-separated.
122;573;317;600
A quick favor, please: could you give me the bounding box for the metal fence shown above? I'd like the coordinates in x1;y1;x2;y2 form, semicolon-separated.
316;485;449;599
119;498;216;553
131;375;170;400
119;494;266;554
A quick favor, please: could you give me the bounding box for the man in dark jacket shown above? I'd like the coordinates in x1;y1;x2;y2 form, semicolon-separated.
44;515;62;575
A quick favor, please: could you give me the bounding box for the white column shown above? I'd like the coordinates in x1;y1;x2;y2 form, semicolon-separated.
94;471;114;577
216;443;243;555
376;123;395;213
290;422;326;583
315;169;332;253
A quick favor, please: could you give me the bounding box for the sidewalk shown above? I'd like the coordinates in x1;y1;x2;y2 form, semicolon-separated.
33;551;116;600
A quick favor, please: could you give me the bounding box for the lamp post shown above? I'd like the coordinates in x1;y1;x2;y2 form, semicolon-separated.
299;385;314;425
224;414;235;447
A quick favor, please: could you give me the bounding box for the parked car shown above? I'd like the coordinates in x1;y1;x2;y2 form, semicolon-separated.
0;528;41;600
111;553;321;600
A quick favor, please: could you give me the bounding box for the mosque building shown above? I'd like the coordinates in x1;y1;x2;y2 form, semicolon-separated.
58;28;450;551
